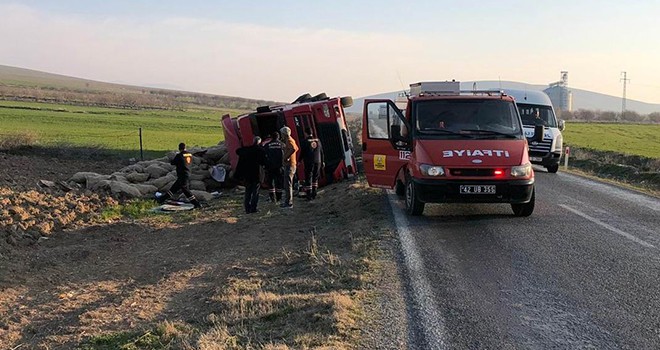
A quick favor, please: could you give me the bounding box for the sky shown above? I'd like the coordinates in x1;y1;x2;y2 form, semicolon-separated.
1;0;659;103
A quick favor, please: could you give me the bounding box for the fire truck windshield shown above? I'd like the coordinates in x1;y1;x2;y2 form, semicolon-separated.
413;99;523;139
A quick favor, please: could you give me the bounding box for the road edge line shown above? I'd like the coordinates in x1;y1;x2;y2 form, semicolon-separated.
387;191;447;349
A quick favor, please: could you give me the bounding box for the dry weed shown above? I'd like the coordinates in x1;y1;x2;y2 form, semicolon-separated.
0;131;38;149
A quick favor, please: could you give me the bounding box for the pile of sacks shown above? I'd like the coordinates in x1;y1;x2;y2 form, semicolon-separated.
68;142;232;201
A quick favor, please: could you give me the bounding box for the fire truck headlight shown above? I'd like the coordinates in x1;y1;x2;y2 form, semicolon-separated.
511;163;532;177
420;164;445;177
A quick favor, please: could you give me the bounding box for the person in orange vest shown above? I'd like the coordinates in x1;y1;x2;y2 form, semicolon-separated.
157;142;201;208
280;126;299;208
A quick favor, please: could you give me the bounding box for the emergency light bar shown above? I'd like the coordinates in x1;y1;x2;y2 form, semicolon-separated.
409;81;507;98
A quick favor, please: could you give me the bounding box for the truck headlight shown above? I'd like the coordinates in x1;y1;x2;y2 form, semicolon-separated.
511;163;532;177
420;164;445;176
553;134;563;152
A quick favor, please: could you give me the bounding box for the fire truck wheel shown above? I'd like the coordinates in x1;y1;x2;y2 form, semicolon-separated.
405;178;424;216
546;164;559;173
511;189;535;217
312;93;328;101
395;180;405;197
340;96;354;108
293;93;312;104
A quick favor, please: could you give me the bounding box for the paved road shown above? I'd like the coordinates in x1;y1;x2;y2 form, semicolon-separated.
389;169;660;349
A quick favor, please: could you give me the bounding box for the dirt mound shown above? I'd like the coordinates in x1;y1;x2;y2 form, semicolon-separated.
68;143;231;199
0;186;117;253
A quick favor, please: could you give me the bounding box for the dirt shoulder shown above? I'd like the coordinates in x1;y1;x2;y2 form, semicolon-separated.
0;153;408;349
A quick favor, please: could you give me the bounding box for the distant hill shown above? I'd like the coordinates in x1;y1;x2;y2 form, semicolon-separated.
346;80;660;115
0;64;277;110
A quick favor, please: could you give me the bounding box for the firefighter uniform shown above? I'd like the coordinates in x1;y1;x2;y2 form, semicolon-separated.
302;136;324;200
263;137;284;203
158;149;201;208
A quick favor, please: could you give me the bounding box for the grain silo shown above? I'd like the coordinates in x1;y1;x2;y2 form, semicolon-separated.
543;71;573;112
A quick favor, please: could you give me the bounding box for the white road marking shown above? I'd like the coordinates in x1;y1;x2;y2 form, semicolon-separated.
557;172;660;212
387;191;447;349
558;204;656;249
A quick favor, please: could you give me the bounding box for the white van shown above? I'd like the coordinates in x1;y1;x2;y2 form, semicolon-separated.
505;89;565;173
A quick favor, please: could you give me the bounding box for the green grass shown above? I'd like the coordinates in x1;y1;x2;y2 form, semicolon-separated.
0;100;246;157
100;199;159;221
564;122;660;158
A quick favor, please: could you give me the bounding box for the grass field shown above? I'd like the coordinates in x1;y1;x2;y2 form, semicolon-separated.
0;100;246;158
563;122;660;159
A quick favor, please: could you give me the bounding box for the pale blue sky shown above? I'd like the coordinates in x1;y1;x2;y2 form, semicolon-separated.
1;1;659;102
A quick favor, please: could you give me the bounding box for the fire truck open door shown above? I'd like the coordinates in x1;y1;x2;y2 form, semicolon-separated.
362;99;410;188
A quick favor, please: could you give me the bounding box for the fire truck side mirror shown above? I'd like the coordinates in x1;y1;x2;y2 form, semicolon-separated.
390;125;410;148
533;124;544;142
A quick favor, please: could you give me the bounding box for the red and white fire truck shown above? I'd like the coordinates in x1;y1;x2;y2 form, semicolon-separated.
362;81;543;216
222;93;358;187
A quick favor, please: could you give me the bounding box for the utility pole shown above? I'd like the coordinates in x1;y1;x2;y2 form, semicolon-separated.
620;71;630;118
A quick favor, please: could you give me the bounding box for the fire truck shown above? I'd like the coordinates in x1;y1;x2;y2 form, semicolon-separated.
362;81;543;216
222;93;357;187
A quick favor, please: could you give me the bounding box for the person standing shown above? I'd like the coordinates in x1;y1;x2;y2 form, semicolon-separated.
301;128;324;200
157;142;201;209
263;131;284;203
280;126;299;208
235;136;266;213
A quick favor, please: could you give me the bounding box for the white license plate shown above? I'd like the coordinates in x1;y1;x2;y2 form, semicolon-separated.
530;157;542;162
460;185;496;194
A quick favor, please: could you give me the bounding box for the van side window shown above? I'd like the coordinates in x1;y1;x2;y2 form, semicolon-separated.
367;103;390;139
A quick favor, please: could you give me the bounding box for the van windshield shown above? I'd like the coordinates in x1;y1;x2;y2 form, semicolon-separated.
517;103;557;127
413;99;523;139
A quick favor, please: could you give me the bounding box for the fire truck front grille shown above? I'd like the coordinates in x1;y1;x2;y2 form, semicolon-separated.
449;168;497;176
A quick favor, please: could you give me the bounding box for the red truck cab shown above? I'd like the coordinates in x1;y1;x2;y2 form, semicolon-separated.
223;93;358;187
362;81;542;216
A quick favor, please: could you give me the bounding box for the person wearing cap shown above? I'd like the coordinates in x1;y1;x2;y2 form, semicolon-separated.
235;136;267;213
157;142;201;209
279;126;299;208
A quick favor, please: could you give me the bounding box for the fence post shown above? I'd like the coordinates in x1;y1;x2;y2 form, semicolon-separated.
564;146;570;168
139;127;144;161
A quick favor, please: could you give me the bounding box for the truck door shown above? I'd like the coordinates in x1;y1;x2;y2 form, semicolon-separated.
362;99;410;188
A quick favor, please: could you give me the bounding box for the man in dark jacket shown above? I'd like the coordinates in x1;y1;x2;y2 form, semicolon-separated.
235;136;267;213
157;142;201;208
263;131;284;203
301;128;324;200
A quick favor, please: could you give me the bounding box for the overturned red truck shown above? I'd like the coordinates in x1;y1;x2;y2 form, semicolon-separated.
222;93;358;188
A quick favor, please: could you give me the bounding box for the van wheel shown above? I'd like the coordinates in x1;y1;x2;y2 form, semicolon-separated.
395;180;405;197
511;190;535;217
546;164;559;173
405;178;424;216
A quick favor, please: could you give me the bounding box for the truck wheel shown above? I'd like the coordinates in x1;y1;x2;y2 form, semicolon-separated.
340;96;354;108
405;178;424;216
511;189;535;217
395;180;405;197
293;93;312;104
546;164;559;173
